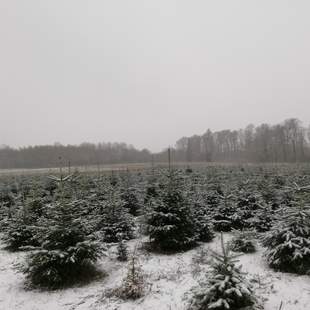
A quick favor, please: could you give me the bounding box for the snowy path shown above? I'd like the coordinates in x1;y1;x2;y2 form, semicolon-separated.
0;235;310;310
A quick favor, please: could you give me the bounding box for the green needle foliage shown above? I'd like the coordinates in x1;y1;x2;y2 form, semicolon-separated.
146;170;197;252
262;204;310;274
190;233;258;310
23;175;103;289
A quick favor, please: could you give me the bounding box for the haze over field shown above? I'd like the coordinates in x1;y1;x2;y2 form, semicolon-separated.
1;1;310;152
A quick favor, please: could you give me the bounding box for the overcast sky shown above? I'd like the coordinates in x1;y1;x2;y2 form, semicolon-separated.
1;1;310;152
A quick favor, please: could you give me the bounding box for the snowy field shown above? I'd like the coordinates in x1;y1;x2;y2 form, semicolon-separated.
1;233;309;310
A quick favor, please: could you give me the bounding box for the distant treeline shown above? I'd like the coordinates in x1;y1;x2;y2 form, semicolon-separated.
0;143;151;169
1;118;310;169
170;118;310;163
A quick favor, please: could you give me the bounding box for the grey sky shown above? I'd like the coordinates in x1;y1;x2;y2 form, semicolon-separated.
1;1;310;152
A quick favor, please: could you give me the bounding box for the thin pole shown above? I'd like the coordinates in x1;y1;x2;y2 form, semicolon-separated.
278;301;283;310
168;147;171;173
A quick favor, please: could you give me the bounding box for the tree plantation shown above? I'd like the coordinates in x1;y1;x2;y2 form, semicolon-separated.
0;164;310;309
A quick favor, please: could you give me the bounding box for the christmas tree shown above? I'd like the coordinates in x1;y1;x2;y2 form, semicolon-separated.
116;250;144;300
249;203;274;233
212;193;236;232
190;234;258;310
146;170;197;252
262;204;310;274
116;234;129;262
229;230;257;254
24;200;102;288
97;186;135;243
3;213;39;251
121;187;140;216
2;184;42;251
190;191;214;242
23;175;102;289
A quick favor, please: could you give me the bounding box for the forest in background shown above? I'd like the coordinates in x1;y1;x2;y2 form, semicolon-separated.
1;118;310;169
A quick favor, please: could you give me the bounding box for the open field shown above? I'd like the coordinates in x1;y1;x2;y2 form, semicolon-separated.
1;161;310;176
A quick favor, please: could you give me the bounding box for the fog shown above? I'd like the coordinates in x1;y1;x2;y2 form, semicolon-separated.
1;1;310;152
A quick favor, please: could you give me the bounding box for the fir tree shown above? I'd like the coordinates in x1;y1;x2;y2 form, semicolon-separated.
110;171;118;187
190;234;258;310
206;190;221;208
121;188;140;216
212;193;236;232
97;186;135;243
23;175;102;289
2;188;42;251
144;176;159;204
23;200;102;288
229;230;257;254
116;250;145;300
249;204;274;233
26;182;48;217
0;186;14;219
116;235;129;262
146;170;197;252
194;206;215;243
262;204;310;274
3;212;40;251
43;177;57;197
190;193;214;242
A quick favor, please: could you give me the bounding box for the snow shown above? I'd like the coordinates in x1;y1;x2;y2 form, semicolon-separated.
0;234;309;310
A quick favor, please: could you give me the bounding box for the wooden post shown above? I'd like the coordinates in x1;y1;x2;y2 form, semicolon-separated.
168;147;171;173
278;301;283;310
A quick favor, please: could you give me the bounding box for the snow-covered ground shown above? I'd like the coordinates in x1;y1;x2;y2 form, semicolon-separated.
0;234;309;310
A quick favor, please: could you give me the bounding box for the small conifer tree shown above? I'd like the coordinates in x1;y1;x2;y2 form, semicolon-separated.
23;175;102;289
24;200;102;288
146;170;197;251
97;186;135;243
262;204;310;274
230;230;257;254
190;234;258;310
117;250;145;299
116;235;129;262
